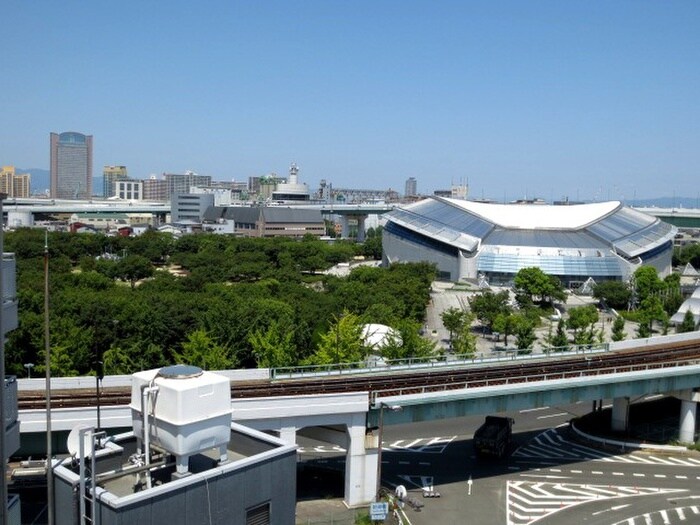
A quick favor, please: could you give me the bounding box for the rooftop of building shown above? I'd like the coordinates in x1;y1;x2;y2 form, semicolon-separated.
53;423;295;504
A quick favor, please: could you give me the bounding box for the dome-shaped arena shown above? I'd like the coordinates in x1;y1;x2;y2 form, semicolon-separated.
382;197;676;286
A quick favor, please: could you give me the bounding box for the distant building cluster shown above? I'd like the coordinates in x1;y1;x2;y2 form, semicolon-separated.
9;131;454;206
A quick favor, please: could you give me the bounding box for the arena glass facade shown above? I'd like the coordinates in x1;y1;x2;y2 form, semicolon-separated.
382;197;676;286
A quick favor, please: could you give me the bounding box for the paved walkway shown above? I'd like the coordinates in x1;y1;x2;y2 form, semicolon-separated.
295;498;364;525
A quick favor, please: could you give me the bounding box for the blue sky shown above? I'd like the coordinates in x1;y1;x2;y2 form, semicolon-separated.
2;1;698;201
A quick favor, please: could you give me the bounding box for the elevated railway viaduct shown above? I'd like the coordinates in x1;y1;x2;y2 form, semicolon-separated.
16;332;700;506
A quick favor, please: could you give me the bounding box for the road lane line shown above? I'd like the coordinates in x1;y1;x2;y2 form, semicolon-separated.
537;412;568;419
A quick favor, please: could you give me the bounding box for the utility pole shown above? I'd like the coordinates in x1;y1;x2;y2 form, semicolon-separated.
0;192;7;525
45;230;54;525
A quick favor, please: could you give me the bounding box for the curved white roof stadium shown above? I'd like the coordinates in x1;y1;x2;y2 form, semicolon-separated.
382;197;676;286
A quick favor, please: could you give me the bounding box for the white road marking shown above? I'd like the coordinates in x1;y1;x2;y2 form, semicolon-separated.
654;474;667;478
537;412;568;419
520;407;549;413
633;473;645;477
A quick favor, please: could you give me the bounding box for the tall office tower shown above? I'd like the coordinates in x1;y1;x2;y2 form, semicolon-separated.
0;166;31;198
50;132;93;199
405;177;417;197
103;165;128;198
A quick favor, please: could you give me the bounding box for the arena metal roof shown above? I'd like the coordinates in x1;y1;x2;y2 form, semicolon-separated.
444;198;621;230
385;197;675;259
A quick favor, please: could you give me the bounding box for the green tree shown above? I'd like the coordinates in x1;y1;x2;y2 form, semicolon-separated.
611;316;627;341
441;307;468;350
379;319;436;360
452;317;477;356
513;267;566;305
636;320;652;338
512;314;537;350
592;281;632;310
248;320;297;369
36;344;79;377
677;309;698;333
567;305;599;343
493;313;517;346
360;227;383;260
632;266;663;305
308;311;366;365
102;344;136;375
174;329;234;370
549;319;569;350
637;295;668;334
469;290;511;333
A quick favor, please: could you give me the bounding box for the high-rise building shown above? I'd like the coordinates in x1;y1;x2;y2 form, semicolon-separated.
142;175;168;201
0;166;31;198
405;177;417;197
163;171;212;199
50;131;93;199
103;165;128;198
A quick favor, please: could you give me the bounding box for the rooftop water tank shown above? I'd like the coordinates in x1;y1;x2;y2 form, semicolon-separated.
130;365;232;476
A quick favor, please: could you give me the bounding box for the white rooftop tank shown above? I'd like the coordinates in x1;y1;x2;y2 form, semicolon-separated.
130;365;232;476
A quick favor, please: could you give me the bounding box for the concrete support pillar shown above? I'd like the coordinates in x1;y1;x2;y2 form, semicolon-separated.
679;399;697;444
344;423;377;507
611;397;630;432
341;217;351;239
356;216;366;242
277;426;297;446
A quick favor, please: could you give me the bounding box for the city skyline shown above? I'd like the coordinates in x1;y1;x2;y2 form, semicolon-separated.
2;1;699;201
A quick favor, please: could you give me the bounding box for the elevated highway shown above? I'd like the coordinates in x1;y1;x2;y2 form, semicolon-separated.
16;331;700;506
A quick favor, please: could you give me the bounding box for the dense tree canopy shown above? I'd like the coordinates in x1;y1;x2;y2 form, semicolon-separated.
4;229;434;376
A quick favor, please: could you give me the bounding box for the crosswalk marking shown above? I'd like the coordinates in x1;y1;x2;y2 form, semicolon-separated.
508;481;685;525
297;435;456;455
610;505;700;525
514;428;700;467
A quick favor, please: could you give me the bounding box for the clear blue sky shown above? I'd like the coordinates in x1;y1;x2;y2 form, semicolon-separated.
2;1;698;201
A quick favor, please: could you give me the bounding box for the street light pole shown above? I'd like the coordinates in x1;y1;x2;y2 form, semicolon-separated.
375;402;402;502
0;192;7;525
44;229;54;525
375;403;385;502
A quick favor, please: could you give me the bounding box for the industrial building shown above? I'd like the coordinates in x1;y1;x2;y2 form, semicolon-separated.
382;197;676;286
